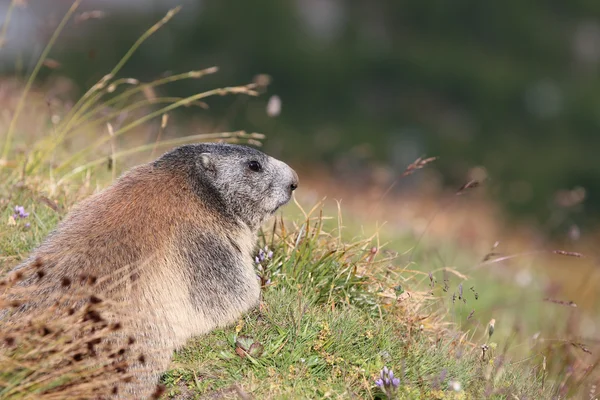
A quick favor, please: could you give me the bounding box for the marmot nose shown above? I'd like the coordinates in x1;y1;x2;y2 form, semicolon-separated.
290;170;299;192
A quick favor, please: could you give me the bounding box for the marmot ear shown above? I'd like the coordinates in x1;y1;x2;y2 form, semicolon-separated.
198;153;216;177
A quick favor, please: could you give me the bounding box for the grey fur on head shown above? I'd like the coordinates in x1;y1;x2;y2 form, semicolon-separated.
154;143;299;230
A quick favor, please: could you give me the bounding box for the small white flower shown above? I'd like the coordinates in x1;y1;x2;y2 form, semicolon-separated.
449;380;462;392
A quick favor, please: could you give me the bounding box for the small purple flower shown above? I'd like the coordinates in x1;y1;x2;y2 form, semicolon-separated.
13;205;29;219
24;223;31;229
255;247;274;265
255;247;274;287
12;205;30;222
375;366;401;398
260;246;274;260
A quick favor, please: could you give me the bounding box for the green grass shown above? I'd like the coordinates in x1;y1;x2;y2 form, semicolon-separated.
165;289;471;399
160;226;551;399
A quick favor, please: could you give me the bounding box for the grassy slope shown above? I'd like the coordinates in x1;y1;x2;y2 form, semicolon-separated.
0;182;550;399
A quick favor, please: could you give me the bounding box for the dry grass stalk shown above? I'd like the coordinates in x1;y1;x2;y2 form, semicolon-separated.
401;156;438;178
0;262;163;399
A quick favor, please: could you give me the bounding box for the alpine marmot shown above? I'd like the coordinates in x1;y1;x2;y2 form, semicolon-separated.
4;142;298;398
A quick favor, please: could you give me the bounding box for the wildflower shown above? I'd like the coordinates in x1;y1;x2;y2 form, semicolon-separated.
481;344;489;360
255;247;273;264
13;205;29;219
255;246;274;287
433;369;448;390
448;380;462;391
375;366;400;398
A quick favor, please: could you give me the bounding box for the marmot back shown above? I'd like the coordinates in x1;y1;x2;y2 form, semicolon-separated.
4;143;299;399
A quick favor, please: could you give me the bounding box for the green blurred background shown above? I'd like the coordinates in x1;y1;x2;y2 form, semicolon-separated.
2;0;599;234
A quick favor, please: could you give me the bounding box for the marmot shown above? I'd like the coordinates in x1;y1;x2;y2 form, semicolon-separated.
5;143;298;398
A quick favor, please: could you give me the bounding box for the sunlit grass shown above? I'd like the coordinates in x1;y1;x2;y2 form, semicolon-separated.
159;205;552;399
289;176;600;399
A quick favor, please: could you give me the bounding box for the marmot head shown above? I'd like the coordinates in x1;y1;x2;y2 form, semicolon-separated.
154;143;298;229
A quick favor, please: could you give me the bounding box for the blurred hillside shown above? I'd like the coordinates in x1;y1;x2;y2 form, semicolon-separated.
1;0;599;234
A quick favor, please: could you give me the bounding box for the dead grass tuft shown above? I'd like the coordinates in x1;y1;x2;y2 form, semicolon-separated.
0;264;140;399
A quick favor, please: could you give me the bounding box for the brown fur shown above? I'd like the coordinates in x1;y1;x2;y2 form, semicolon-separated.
4;143;298;399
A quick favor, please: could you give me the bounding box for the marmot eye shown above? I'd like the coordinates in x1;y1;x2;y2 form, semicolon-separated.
248;160;262;172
